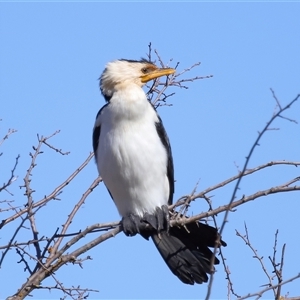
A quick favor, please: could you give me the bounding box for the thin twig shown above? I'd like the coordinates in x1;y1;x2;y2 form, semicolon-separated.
50;176;102;257
221;92;300;234
236;224;275;298
0;128;17;147
0;152;95;229
171;161;300;210
0;217;27;268
0;155;20;193
238;273;300;300
9;226;122;299
206;92;300;299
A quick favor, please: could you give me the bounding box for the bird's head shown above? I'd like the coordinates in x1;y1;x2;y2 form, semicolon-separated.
99;59;176;101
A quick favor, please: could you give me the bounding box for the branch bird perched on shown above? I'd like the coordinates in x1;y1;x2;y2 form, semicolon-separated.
93;58;226;284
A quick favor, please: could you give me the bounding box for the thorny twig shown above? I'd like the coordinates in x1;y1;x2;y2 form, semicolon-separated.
16;247;33;274
170;162;300;211
0;155;20;193
177;179;200;218
0;217;27;268
238;273;300;300
236;223;275;298
50;176;102;258
220;92;300;231
268;230;287;300
145;48;213;107
29;283;99;299
40;130;71;155
19;132;70;266
0;152;95;229
173;179;300;228
200;192;241;298
9;225;122;299
0;128;17;148
205;91;300;300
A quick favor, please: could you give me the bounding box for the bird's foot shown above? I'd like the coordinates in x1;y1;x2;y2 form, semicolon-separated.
121;214;146;237
142;205;170;235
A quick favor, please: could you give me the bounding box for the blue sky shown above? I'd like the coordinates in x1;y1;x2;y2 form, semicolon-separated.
1;2;300;299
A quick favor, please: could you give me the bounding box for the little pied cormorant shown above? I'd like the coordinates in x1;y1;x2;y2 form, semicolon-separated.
92;58;226;285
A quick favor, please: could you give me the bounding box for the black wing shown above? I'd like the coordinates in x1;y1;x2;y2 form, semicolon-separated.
155;114;174;205
92;124;101;162
92;104;114;200
92;104;109;162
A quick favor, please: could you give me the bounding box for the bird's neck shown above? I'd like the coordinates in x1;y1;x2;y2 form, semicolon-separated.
108;85;151;122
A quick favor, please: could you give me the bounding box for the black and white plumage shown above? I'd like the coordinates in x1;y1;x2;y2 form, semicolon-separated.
93;59;226;284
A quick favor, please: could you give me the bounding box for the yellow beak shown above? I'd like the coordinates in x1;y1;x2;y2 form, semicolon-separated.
141;68;176;83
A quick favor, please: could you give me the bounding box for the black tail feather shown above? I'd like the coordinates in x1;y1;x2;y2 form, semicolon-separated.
151;222;226;285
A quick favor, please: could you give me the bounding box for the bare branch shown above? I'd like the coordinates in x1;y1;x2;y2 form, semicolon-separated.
9;225;121;299
16;247;33;274
39;130;70;155
238;273;300;300
145;48;213;107
205;92;300;299
0;128;17;147
0;217;27;268
236;223;275;297
277;244;286;299
0;155;20;193
50;176;102;257
0;152;95;229
220;92;300;234
271;88;282;110
171;161;300;210
173;182;300;228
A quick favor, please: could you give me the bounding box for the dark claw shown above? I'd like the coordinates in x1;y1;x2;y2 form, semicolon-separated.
161;205;170;233
142;212;158;230
142;205;170;234
122;214;143;237
156;207;165;232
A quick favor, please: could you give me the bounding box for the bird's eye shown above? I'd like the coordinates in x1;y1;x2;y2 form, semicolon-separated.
141;67;149;74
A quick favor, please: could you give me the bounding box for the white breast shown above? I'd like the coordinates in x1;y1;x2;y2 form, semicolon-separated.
96;87;170;217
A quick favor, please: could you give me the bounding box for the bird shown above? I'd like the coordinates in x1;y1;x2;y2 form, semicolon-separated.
92;58;226;285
